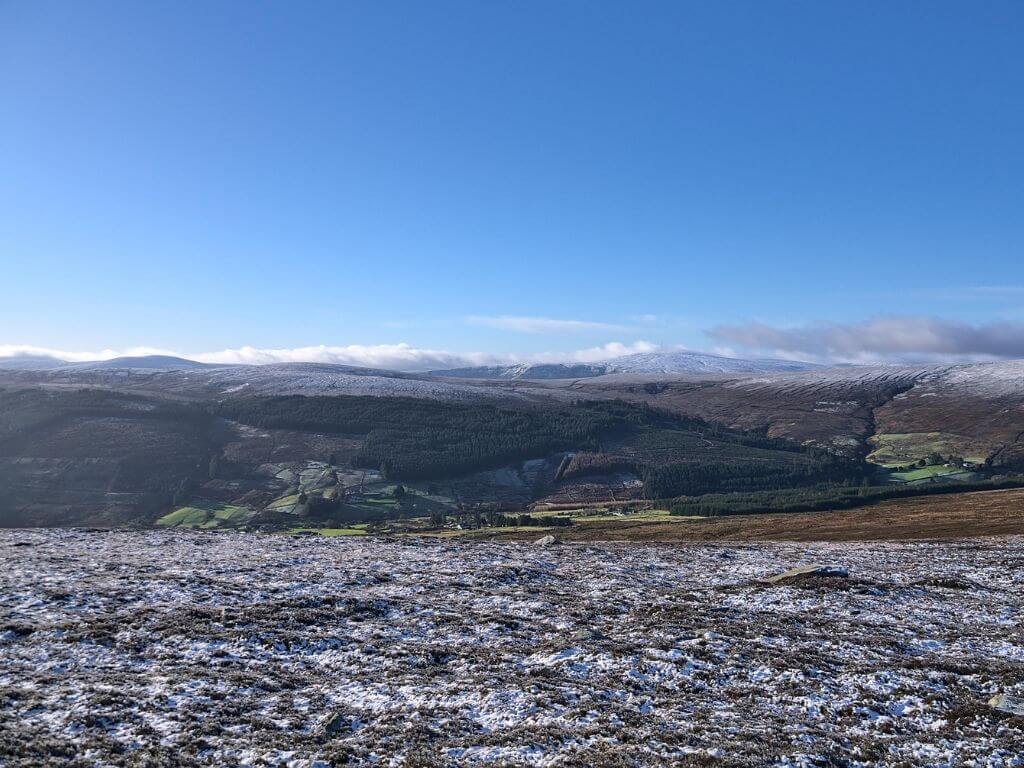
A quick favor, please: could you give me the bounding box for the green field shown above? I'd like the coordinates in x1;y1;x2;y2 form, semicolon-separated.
573;509;682;523
268;493;302;510
887;465;978;484
156;501;254;529
529;508;689;523
528;508;580;519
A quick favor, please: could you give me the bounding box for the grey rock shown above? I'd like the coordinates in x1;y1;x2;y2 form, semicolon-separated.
766;564;849;585
322;712;355;735
535;535;560;546
571;628;605;642
988;694;1024;716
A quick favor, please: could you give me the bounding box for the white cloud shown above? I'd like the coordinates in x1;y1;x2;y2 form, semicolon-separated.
708;316;1024;363
191;344;485;370
527;340;659;364
466;315;628;334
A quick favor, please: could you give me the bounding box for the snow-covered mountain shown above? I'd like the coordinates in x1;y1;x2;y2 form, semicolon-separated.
0;354;218;371
432;351;819;380
606;351;819;375
431;362;608;380
63;355;218;370
0;355;67;370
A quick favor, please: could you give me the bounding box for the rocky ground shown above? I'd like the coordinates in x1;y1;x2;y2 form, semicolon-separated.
1;530;1022;767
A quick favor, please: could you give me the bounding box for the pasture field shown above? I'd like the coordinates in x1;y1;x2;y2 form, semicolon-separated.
887;465;977;484
155;501;254;529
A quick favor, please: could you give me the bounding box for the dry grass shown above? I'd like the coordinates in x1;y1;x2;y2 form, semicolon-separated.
3;529;1022;766
484;487;1024;543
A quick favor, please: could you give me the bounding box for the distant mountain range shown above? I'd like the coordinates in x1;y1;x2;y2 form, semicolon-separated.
0;350;818;378
0;355;68;370
65;355;218;370
431;363;608;380
0;354;215;371
431;351;820;379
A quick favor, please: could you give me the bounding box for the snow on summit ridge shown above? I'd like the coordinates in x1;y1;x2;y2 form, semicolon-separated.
433;351;818;379
605;350;817;375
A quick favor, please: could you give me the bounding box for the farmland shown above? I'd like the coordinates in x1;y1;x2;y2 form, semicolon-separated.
156;501;255;529
867;432;986;468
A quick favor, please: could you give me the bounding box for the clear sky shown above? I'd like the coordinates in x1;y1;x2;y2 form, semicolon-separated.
2;1;1023;366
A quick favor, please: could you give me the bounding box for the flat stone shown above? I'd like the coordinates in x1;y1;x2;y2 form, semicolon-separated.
989;694;1024;716
766;564;849;585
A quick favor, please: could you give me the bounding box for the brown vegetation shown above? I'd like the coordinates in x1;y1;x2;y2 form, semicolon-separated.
490;488;1024;543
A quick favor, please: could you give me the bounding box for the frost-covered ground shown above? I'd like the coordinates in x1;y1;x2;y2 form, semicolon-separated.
1;531;1022;767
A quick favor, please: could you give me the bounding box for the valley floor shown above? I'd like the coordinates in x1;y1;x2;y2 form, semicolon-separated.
485;488;1024;544
1;530;1023;766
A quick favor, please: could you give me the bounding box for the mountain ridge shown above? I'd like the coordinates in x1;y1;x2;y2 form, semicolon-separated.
431;350;820;379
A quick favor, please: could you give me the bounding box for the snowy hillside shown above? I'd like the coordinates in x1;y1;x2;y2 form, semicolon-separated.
433;362;608;380
5;529;1022;766
433;351;818;379
606;350;818;375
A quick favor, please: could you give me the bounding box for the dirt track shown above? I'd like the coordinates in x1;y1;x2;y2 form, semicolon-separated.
493;488;1024;543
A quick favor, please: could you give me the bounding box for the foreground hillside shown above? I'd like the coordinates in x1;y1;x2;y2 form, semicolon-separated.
2;530;1022;766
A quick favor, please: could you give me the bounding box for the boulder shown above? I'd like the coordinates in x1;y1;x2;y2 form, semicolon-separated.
534;535;560;546
571;628;606;642
766;564;849;585
989;694;1024;716
322;712;354;736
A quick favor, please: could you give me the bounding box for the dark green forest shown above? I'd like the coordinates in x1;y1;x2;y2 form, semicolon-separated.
219;395;865;493
219;395;631;479
640;451;860;498
0;388;214;452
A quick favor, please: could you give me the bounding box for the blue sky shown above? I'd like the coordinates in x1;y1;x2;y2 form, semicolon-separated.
2;1;1023;366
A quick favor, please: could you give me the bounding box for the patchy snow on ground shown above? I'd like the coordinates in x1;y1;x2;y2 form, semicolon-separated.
1;530;1022;766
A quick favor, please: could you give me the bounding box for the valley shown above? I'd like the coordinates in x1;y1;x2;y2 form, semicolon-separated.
1;355;1022;537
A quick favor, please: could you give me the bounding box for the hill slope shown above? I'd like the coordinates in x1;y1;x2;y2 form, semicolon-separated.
432;351;818;379
64;355;217;370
